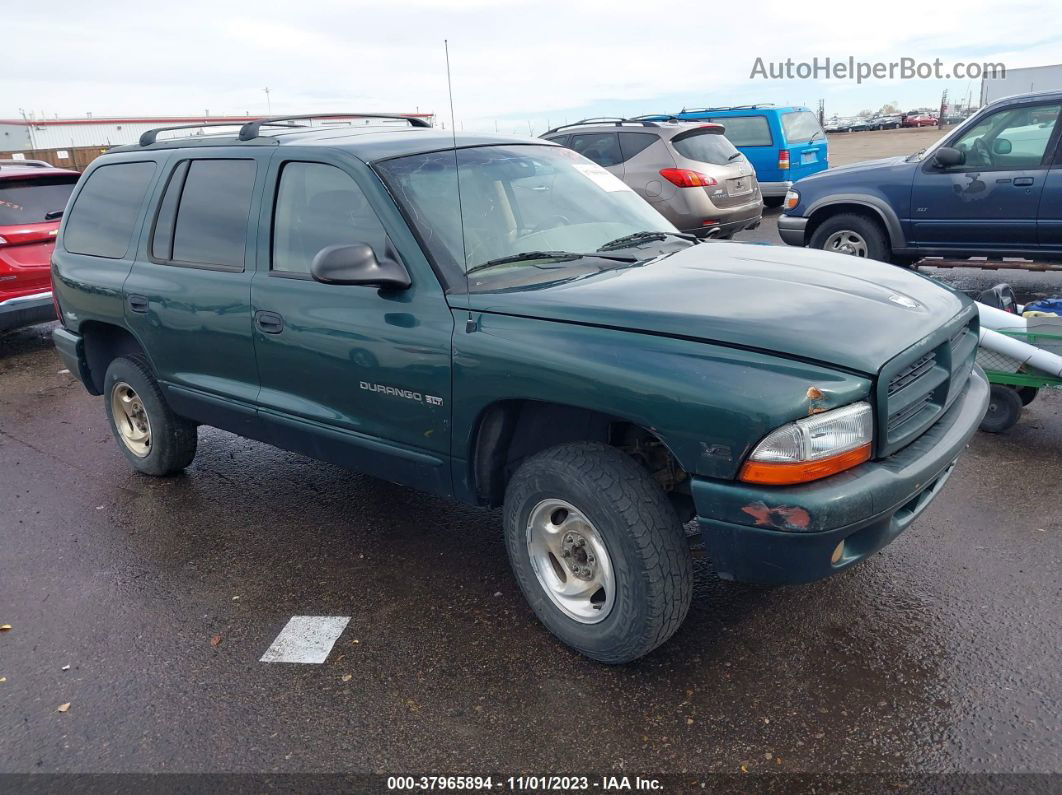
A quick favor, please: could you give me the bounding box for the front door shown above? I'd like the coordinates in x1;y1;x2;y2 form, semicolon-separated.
250;156;453;495
908;101;1062;251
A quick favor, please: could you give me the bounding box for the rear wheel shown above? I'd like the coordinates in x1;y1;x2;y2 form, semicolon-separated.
809;213;890;262
104;355;197;475
979;385;1023;433
503;442;692;664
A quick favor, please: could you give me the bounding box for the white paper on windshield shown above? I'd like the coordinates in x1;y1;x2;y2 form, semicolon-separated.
572;163;633;192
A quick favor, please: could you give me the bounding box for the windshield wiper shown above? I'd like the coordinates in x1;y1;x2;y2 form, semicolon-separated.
44;209;63;220
727;151;744;161
466;250;637;275
596;231;698;252
809;130;825;142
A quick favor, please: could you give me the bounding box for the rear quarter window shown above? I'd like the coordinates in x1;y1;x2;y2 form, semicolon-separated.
781;111;824;144
64;162;156;259
0;176;79;226
705;116;773;147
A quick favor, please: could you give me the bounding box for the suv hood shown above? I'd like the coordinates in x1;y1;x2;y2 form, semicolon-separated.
464;241;970;374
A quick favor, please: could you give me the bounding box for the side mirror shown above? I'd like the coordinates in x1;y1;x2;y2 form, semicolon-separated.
310;243;411;289
992;138;1012;155
932;146;965;168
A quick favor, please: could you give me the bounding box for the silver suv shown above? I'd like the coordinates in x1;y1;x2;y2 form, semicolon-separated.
542;117;762;238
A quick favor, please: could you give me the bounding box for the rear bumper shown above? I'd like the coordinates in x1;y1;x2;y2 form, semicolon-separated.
758;180;793;198
0;291;55;332
777;214;808;246
52;326;100;394
681;201;763;238
692;368;989;585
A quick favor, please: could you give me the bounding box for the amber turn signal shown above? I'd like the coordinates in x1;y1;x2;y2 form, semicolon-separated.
739;443;871;486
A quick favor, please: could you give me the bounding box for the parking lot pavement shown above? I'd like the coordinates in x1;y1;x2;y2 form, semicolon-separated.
1;316;1060;776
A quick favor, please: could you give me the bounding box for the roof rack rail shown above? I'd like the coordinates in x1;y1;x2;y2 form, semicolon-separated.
679;104;777;113
542;116;682;136
237;113;431;141
0;158;52;168
138;121;305;147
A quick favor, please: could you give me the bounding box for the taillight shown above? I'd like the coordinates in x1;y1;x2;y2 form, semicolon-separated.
0;235;8;247
659;168;718;188
778;149;790;170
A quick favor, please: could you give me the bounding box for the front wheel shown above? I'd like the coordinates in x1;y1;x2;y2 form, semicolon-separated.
503;442;693;664
809;213;890;262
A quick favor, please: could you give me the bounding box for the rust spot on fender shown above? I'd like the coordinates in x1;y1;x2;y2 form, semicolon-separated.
806;386;824;400
742;501;812;531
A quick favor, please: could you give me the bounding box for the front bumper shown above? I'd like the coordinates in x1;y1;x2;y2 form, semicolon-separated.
777;214;808;246
0;290;55;332
692;368;989;585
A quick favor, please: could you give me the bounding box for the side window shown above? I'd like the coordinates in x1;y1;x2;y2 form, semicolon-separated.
706;116;773;147
951;104;1061;169
150;159;256;269
63;162;156;259
272;162;390;276
618;132;658;162
543;134;569;147
569;133;622;167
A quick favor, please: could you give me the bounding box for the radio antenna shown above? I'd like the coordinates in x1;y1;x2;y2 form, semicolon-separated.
444;39;472;325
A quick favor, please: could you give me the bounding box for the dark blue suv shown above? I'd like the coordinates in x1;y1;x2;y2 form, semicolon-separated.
778;90;1062;265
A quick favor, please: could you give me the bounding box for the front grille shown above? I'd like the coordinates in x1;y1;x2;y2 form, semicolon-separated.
887;352;935;396
878;313;978;457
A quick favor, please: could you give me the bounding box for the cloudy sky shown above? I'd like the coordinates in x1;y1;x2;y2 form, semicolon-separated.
4;0;1060;133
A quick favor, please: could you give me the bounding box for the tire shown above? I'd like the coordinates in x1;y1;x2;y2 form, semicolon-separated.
809;212;890;262
763;196;785;209
103;354;198;475
979;385;1023;433
502;442;693;664
1017;386;1039;406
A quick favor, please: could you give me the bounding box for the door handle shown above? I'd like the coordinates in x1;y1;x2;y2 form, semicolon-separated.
255;310;284;334
1014;177;1035;186
127;294;149;313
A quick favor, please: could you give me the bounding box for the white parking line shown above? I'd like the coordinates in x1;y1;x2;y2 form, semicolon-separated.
259;616;351;664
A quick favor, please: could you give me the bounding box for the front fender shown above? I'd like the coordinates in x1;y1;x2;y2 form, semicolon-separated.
804;193;908;249
452;311;871;486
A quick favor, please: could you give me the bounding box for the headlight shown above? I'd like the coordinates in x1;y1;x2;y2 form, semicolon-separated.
783;189;800;210
739;402;873;485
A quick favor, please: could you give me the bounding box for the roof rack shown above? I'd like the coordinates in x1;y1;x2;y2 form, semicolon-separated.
138;121;307;147
0;159;52;168
237;113;431;141
541;116;682;136
679;104;777;113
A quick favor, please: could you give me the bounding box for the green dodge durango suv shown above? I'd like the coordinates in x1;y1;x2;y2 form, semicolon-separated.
51;114;989;663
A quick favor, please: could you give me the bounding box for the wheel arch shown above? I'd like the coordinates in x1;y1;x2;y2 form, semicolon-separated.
469;399;691;515
78;321;152;395
804;195;906;250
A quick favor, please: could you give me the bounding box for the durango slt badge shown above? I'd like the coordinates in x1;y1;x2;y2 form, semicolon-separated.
360;381;444;406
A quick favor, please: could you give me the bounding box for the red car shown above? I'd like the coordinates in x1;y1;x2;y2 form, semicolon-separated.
902;113;938;128
0;160;80;333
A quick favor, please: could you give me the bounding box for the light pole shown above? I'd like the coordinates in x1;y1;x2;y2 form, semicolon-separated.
264;87;272;114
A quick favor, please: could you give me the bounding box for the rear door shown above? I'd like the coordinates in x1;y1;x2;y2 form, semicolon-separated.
0;173;78;299
909;101;1061;250
122;151;267;435
780;110;828;180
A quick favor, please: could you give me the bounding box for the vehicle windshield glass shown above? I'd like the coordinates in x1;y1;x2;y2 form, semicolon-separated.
0;176;78;225
670;130;741;165
376;144;678;286
781;110;823;144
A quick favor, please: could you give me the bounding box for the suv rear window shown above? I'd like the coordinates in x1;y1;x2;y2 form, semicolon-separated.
64;162;156;259
781;110;824;144
0;176;78;226
704;116;772;147
670;129;741;166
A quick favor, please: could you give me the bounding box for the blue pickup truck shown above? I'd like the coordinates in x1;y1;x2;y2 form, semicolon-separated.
778;90;1062;265
649;105;829;206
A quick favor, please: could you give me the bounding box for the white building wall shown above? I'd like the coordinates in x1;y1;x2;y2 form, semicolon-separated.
0;123;33;150
981;64;1062;105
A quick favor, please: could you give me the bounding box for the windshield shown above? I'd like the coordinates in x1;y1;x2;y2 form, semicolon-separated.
670;129;742;165
375;144;677;283
0;176;78;226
